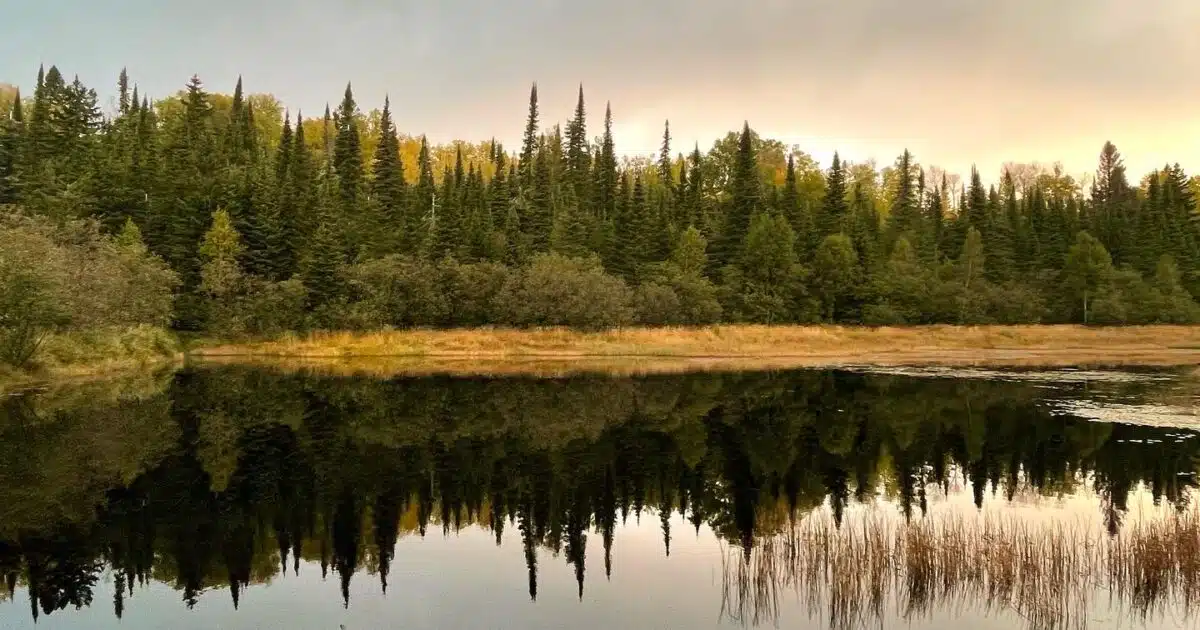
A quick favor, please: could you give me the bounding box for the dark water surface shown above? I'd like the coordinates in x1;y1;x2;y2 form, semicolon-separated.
2;365;1199;629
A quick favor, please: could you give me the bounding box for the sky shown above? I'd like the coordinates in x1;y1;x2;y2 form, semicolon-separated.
2;0;1198;181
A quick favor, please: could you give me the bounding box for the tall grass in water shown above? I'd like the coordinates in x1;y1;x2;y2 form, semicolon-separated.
721;508;1200;630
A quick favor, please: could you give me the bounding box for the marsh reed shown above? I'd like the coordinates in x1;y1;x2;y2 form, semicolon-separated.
721;506;1200;629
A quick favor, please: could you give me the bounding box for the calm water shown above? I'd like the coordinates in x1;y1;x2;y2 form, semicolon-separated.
2;365;1200;630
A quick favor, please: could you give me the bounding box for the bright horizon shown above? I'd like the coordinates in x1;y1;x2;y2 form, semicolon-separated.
3;0;1197;182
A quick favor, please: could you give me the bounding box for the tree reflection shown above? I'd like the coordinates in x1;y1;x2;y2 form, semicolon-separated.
0;366;1196;622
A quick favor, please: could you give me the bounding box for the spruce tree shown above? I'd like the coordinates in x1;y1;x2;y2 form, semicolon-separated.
1090;141;1134;262
0;88;21;205
658;120;672;189
489;151;511;256
686;144;706;233
432;164;462;259
301;221;344;313
288;110;317;267
564;85;590;209
819;152;848;238
925;175;946;262
224;76;257;166
592;102;617;220
369;96;407;253
884;149;920;252
333;83;363;218
117;67;130;114
519;83;539;184
161;75;219;328
716;122;759;269
523;137;554;253
411;135;435;253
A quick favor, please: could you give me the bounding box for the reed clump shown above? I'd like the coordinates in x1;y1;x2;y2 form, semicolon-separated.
721;508;1200;630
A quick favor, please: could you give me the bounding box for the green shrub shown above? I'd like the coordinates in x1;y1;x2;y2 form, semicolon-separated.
633;282;683;326
0;211;177;367
496;254;633;330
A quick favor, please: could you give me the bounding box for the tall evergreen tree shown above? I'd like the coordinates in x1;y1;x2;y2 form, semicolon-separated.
715;122;759;269
592;103;617;220
885;149;920;252
564;85;590;209
519;83;539;183
412;135;435;253
117;67;130;114
333;83;363;219
527;137;554;252
658;120;672;189
819;152;848;237
369;95;407;253
0;88;22;205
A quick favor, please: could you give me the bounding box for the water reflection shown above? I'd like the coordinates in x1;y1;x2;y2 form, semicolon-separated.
0;366;1198;628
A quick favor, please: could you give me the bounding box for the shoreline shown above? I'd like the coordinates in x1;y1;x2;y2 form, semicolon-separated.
0;355;184;394
190;324;1200;376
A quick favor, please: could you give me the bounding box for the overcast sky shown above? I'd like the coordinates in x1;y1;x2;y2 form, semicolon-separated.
3;0;1197;179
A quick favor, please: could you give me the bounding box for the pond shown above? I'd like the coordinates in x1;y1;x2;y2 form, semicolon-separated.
1;365;1199;629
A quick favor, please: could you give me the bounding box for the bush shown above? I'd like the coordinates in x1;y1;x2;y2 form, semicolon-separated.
496;254;633;329
633;282;683;326
0;211;177;367
240;278;309;336
345;256;448;328
441;260;512;326
668;272;724;324
862;304;907;326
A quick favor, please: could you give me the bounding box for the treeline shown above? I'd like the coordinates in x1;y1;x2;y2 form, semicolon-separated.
2;66;1200;335
1;368;1193;619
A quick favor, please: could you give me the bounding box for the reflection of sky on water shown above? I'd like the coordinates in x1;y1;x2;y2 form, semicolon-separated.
4;365;1200;630
2;488;1190;630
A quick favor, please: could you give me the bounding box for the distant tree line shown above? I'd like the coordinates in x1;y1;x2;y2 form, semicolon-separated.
2;66;1200;335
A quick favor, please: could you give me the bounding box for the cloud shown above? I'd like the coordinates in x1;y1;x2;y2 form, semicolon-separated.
2;0;1196;177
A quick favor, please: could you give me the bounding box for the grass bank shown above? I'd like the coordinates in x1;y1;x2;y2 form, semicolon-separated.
0;326;183;393
191;324;1200;376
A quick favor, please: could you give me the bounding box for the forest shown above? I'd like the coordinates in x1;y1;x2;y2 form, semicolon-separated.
2;66;1200;366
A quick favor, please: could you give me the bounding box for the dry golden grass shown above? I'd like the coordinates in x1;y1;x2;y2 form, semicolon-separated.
721;508;1200;630
191;325;1200;375
0;326;183;394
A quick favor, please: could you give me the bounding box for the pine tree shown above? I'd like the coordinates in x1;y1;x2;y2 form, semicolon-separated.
369;95;407;253
411;135;435;253
0;88;22;205
288;110;316;269
884;149;920;252
432;163;462;259
526;137;554;252
953;167;988;254
117;67;130;114
782;152;811;243
658;120;672;189
333;83;363;220
628;173;656;272
224;76;257;166
1090;141;1134;262
489;150;511;256
819;152;848;238
564;85;590;209
715;122;759;269
301;221;344;313
592;102;617;220
685;144;706;232
519;83;539;183
925;174;946;263
160;75;219;328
